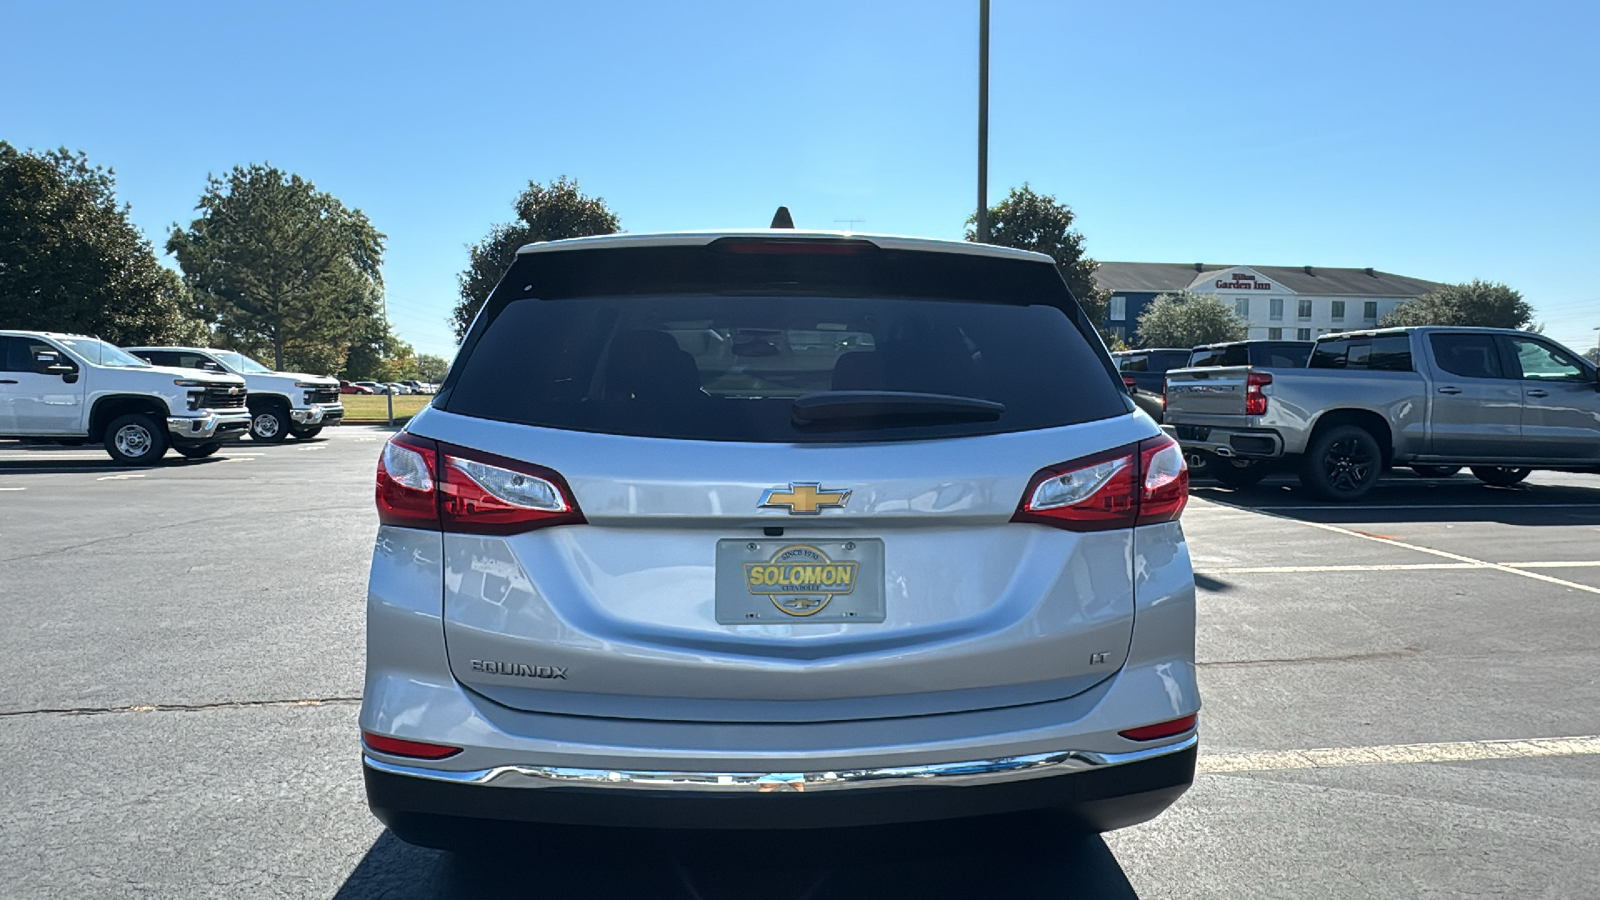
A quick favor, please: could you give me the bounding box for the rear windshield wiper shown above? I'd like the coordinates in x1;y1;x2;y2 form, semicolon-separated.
791;391;1005;428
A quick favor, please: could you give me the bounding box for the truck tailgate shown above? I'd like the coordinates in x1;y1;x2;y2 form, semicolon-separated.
1163;366;1251;418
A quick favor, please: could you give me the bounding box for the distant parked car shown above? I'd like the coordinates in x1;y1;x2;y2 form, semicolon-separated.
402;380;435;395
341;380;374;395
126;345;343;442
1111;348;1192;423
385;382;412;395
355;381;387;394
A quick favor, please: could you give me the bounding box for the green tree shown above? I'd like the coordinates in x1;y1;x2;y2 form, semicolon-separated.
1136;292;1247;348
413;353;451;383
452;176;620;340
167;163;389;374
1584;347;1599;366
966;184;1108;323
1379;280;1534;330
0;143;207;344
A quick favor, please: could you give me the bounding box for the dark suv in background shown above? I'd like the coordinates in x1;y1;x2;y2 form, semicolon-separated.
1111;349;1192;422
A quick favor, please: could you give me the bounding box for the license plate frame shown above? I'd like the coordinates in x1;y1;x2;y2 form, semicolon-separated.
715;538;885;625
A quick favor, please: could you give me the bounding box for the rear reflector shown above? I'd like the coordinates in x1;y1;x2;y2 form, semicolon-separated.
362;731;462;760
1119;714;1198;742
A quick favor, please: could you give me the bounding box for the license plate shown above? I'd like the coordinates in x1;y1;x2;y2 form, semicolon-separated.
715;538;885;624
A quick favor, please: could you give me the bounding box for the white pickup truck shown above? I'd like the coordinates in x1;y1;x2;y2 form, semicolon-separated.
125;347;343;443
0;330;251;464
1163;326;1600;500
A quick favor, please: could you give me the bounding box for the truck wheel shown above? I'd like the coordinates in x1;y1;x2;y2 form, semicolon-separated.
176;443;222;459
290;425;323;440
250;405;290;443
1207;456;1269;489
1470;466;1531;487
1411;465;1462;478
104;413;168;466
1299;425;1382;501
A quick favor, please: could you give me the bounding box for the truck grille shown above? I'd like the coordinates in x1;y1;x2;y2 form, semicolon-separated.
308;386;340;404
202;385;247;410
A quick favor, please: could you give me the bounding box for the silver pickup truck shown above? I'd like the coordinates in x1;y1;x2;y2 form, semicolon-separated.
1162;326;1600;500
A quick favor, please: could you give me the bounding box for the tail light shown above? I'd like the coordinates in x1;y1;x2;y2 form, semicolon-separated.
1121;375;1138;391
1012;434;1189;532
376;433;584;534
1245;371;1272;416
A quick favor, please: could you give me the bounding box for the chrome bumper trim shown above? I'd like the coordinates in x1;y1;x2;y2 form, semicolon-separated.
362;733;1197;793
166;411;251;440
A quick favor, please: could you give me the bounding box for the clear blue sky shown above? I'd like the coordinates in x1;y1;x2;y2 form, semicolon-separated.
8;0;1598;359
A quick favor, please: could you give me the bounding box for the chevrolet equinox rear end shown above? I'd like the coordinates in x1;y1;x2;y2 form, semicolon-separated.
360;231;1199;847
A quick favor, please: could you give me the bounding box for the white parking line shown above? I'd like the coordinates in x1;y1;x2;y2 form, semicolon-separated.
1213;501;1600;596
1200;734;1600;774
1236;503;1600;511
0;487;24;491
1203;560;1600;575
96;473;146;481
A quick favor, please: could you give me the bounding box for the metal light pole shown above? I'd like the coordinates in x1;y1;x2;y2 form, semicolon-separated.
976;0;990;244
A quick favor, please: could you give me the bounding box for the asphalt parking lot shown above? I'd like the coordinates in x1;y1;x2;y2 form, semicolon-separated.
2;428;1597;898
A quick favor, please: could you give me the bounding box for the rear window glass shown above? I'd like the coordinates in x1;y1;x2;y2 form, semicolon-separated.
1309;335;1413;372
1429;333;1504;379
1187;345;1247;368
445;293;1126;442
1253;343;1313;368
1116;354;1149;372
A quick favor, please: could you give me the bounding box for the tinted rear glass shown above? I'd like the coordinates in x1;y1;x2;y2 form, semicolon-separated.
1187;345;1248;368
1309;335;1413;372
1147;351;1191;373
446;293;1125;442
1252;342;1313;367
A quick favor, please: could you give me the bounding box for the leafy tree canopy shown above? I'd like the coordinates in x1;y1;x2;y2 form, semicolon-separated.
1584;347;1599;366
0;143;207;345
452;176;620;340
966;184;1108;323
1379;280;1534;330
412;353;451;383
167;163;389;374
1136;292;1247;349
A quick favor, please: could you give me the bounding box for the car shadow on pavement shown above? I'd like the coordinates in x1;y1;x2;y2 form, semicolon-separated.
1192;473;1600;527
332;815;1141;900
0;455;228;475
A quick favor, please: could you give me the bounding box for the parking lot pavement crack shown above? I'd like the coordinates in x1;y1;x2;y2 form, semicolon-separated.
0;504;368;564
1199;646;1424;668
0;696;362;719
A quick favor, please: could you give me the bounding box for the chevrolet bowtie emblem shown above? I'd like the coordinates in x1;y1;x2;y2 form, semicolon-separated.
759;483;851;515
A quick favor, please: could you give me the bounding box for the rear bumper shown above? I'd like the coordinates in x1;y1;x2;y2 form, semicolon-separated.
1165;424;1284;459
365;737;1196;833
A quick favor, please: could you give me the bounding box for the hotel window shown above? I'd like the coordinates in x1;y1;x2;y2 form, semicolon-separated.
1331;300;1346;321
1233;297;1249;317
1297;328;1312;341
1109;296;1126;321
1363;301;1378;322
1297;299;1313;320
1269;298;1283;321
1268;327;1283;340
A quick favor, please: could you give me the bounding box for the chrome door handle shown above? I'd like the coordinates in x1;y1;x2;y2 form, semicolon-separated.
1436;387;1462;395
1526;389;1549;398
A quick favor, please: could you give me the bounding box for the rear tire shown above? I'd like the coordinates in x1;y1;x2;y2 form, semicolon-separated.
290;425;323;440
176;443;221;459
1207;456;1269;489
1470;466;1531;487
249;405;290;443
103;413;168;466
1298;425;1383;501
1411;465;1462;478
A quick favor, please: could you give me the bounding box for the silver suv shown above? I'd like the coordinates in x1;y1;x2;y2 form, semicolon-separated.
360;231;1199;847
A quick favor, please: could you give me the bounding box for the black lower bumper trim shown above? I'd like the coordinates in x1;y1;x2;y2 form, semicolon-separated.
365;744;1196;846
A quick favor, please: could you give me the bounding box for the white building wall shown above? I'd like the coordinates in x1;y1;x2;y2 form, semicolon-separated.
1233;294;1409;340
